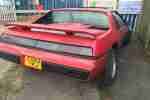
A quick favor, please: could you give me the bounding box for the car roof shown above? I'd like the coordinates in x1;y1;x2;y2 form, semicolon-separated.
50;7;114;13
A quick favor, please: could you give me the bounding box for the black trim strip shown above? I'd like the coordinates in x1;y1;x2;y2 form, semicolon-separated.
43;62;89;80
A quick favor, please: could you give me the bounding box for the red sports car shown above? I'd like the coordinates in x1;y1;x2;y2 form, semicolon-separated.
0;8;130;86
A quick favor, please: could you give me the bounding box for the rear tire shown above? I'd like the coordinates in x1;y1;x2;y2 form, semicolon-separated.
122;32;131;47
101;49;118;86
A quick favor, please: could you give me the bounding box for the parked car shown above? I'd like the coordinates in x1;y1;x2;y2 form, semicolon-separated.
0;8;130;86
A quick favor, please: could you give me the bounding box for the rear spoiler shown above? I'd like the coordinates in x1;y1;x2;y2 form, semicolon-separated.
7;23;100;37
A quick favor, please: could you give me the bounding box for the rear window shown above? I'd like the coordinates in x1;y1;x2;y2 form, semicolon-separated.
35;11;109;30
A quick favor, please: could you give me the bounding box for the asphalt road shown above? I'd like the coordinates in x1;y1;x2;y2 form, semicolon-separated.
1;40;150;100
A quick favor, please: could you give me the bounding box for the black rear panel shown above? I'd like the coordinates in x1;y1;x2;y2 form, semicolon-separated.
0;34;92;57
43;62;89;80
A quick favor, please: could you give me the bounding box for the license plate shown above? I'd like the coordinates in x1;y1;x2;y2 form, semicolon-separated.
24;56;42;70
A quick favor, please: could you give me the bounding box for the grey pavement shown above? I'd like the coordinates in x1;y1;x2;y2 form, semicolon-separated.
0;40;150;100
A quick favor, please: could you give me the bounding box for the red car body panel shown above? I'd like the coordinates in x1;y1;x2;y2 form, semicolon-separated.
0;8;129;80
0;42;106;79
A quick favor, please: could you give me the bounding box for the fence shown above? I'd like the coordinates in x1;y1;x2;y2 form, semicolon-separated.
15;0;83;22
40;0;83;9
0;0;139;32
15;0;83;10
0;0;16;24
120;14;139;32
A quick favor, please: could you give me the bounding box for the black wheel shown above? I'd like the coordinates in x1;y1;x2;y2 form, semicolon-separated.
122;32;131;46
101;49;118;86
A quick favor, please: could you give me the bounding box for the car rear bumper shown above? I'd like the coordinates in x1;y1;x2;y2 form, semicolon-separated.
0;51;90;80
0;43;106;80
